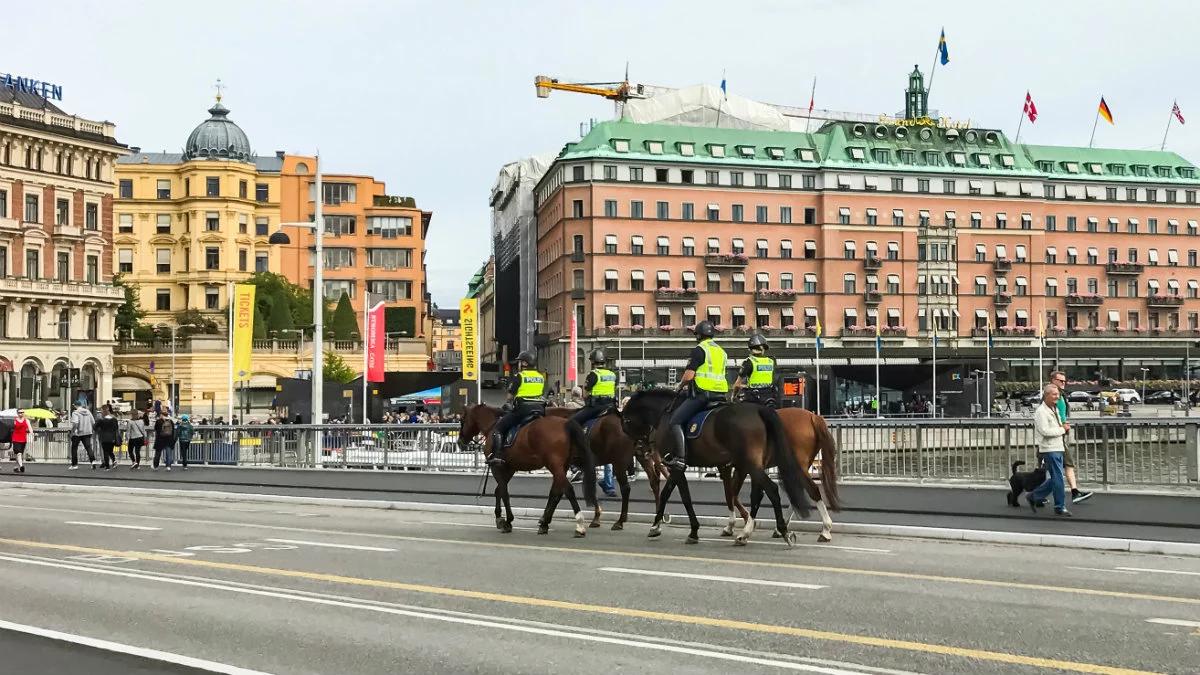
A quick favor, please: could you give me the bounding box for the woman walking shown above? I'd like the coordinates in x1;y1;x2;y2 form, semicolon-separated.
127;410;147;469
95;405;122;470
152;412;176;471
11;409;30;473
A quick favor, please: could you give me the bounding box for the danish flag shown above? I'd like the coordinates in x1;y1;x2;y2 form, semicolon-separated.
1023;92;1038;123
1173;101;1185;124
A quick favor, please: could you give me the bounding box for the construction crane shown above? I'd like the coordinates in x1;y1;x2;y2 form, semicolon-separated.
534;75;647;102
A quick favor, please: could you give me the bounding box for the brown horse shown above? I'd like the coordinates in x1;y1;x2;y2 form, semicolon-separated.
545;409;667;531
620;389;817;546
717;407;842;542
457;404;596;537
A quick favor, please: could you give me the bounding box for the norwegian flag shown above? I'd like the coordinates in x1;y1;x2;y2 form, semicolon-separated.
1023;91;1038;123
1173;101;1186;124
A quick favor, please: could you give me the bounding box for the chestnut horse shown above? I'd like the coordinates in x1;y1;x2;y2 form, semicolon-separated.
620;389;816;546
458;404;596;537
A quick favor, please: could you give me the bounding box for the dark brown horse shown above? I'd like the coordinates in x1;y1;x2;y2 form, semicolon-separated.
458;404;596;537
718;407;842;542
620;389;817;546
545;409;667;531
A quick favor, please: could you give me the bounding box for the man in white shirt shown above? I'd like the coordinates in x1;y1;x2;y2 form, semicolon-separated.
1029;384;1071;516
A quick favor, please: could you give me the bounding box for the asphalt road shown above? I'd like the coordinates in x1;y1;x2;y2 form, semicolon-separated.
1;486;1199;674
4;464;1199;544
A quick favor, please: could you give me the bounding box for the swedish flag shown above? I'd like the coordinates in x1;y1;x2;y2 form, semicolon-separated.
938;29;950;65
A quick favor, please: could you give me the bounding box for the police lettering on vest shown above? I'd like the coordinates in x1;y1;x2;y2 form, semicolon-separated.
747;355;775;388
514;370;546;400
590;368;617;398
693;339;729;393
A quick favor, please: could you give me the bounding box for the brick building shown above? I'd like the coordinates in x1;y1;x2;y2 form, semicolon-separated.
532;68;1200;412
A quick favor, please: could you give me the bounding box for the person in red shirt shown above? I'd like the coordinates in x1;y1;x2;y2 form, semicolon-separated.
11;409;30;473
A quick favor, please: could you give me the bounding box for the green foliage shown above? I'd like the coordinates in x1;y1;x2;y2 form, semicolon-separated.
172;309;219;336
253;308;268;340
244;272;323;336
266;291;295;335
384;306;416;337
113;274;146;336
329;293;359;340
323;351;356;384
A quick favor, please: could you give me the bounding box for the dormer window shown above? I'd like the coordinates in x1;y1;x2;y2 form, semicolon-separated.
999;154;1015;168
1063;162;1079;174
1133;165;1150;177
677;142;695;156
736;145;755;158
645;141;664;155
898;150;916;164
707;144;725;158
1180;167;1196;178
975;154;991;167
797;148;816;162
871;148;890;163
948;152;966;166
848;147;866;161
1087;162;1103;174
766;147;784;160
1156;165;1173;178
1108;163;1126;175
1036;160;1054;172
923;151;942;166
612;139;630;153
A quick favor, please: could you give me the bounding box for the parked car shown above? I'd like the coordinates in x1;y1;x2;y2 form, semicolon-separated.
1067;391;1099;404
1113;388;1142;404
1143;390;1180;404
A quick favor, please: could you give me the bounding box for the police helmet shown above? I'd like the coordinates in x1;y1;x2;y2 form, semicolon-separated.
589;348;607;365
748;333;769;351
693;321;717;339
515;351;537;368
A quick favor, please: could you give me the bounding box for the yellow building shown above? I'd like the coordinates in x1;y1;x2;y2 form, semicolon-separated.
113;97;282;325
431;307;461;371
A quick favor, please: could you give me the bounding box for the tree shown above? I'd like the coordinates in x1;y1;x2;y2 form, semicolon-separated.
266;290;295;335
244;272;325;335
384;306;416;337
323;351;356;384
113;274;146;338
329;292;359;340
172;309;220;336
252;308;268;339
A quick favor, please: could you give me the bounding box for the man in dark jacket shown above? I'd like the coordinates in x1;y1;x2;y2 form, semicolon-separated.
94;404;122;470
152;412;176;471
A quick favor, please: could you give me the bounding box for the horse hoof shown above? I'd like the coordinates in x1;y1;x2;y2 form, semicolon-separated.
589;521;601;529
733;536;748;547
785;532;798;549
537;525;549;535
495;518;505;531
771;529;783;539
611;522;624;531
501;523;513;534
574;528;587;538
685;533;699;545
818;532;832;543
647;526;662;539
719;526;734;537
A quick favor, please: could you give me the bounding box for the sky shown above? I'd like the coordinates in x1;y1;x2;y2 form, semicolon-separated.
7;0;1200;306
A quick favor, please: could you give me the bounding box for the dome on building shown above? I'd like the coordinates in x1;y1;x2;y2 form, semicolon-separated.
183;101;253;162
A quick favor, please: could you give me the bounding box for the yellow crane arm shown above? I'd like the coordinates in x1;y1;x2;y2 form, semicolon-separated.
535;76;628;101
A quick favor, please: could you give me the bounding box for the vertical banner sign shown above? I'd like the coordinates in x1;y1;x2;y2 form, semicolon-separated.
460;298;478;381
567;311;578;385
366;300;386;383
232;284;256;382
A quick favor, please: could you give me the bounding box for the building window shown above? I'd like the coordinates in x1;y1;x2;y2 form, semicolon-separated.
803;275;817;294
630;236;644;256
843;274;856;294
655;168;669;183
780;240;793;259
681;238;695;256
604;271;618;292
119;179;133;199
756;273;769;291
156;249;171;274
238;249;248;272
970;213;982;229
604;235;617;254
656;201;669;219
601;200;615;218
83;202;98;230
893;210;906;226
56;252;69;281
706;170;719;185
755;172;768;187
1044;185;1056;199
254;183;269;202
205;211;219;231
680;169;693;184
730;172;743;186
118;214;133;233
54;198;69;226
627;167;643;182
802;175;816;189
85;255;98;284
779;206;792;224
756;205;768;223
24;194;39;222
237;180;247;199
630;201;644;218
706;273;720;293
630;271;644;291
204;177;220;197
682;202;694;220
1128;219;1138;234
707;205;720;221
255;253;269;273
942;179;955;194
367;280;413;301
732;204;744;222
656;237;670;256
367;216;413;237
205;247;220;270
117;249;133;274
891;177;904;191
780;273;794;291
1149;218;1158;234
779;174;792;189
156;289;171;311
1045;215;1056;231
756;239;768;258
732;274;746;293
838;209;850;226
603;165;616;180
1146;189;1157;202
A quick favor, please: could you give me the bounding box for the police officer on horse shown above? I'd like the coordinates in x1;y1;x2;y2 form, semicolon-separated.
570;349;618;432
664;320;728;470
488;351;545;467
733;333;776;407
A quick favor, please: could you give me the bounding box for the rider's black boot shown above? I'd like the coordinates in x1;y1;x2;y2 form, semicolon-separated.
487;431;506;467
666;425;688;470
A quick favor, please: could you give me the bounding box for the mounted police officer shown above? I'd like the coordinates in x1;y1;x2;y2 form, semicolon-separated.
664;321;728;470
733;333;777;407
488;351;545;467
570;349;618;431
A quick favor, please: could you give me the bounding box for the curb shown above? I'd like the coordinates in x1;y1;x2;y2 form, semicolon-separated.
5;481;1200;558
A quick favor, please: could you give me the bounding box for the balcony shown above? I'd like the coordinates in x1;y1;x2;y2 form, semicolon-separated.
863;256;882;271
569;250;585;263
1147;294;1184;307
993;259;1012;273
993;292;1012;306
704;253;749;269
863;290;882;305
754;289;798;304
372;195;417;208
654;288;699;303
1105;262;1144;275
0;277;124;303
570;289;585;300
53;224;83;238
1065;294;1104;307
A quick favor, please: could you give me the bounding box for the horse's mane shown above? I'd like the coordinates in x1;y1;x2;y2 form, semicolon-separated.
627;388;675;406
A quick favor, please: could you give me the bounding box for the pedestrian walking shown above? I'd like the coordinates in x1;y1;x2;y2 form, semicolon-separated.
1029;384;1071;517
10;409;30;473
126;410;146;469
176;414;193;470
68;402;97;470
95;405;122;470
1048;371;1093;503
152;412;176;470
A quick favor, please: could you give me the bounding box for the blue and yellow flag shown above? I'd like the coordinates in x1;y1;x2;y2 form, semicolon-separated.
875;322;882;354
938;28;950;65
815;318;823;350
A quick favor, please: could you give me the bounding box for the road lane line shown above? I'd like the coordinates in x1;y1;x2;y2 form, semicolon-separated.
0;617;272;675
0;538;1162;674
696;537;891;553
0;553;877;674
423;520;539;532
1117;567;1200;577
9;503;1200;607
1067;567;1141;575
64;521;161;531
600;567;826;590
262;538;394;552
1146;618;1200;629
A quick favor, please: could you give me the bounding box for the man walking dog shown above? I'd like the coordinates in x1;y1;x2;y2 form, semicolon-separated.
1048;371;1093;503
1029;384;1071;516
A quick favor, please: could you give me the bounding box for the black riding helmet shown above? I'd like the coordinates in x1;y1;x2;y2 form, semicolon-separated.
515;350;537;368
589;348;607;365
748;333;769;352
693;321;717;339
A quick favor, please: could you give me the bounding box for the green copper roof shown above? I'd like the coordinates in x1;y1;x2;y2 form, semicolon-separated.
1021;144;1197;183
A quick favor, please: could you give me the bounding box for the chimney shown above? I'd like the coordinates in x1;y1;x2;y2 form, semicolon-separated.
276;150;285;159
130;146;141;154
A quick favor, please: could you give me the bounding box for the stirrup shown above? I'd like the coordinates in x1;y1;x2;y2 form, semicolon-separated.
487;456;506;467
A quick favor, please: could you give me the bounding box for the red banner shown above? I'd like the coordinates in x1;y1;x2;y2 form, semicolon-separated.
567;312;578;384
366;301;386;383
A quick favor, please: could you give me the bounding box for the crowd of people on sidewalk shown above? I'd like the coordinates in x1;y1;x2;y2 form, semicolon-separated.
60;402;196;472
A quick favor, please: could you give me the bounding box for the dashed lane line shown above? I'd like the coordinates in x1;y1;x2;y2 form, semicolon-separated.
1117;567;1200;577
64;521;161;531
600;567;827;590
261;538;395;552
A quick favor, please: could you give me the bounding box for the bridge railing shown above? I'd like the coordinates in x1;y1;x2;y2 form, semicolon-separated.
20;418;1199;487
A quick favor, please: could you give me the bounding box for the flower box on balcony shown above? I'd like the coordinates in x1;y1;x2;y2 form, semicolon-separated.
1065;294;1103;306
654;288;699;303
1105;262;1144;275
993;258;1012;272
703;253;749;268
754;289;798;304
863;256;882;271
1147;295;1183;307
993;292;1012;305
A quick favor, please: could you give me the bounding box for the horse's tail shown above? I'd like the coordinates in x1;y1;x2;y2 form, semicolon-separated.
567;420;597;507
811;413;841;511
758;406;812;519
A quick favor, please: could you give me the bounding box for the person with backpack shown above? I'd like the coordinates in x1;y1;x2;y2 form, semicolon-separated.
126;410;146;469
176;414;194;470
95;404;122;471
153;412;176;471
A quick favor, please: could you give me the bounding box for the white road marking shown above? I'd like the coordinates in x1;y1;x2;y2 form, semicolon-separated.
697;537;891;553
600;566;827;590
0;553;878;674
1117;567;1200;577
0;616;272;675
423;519;539;532
65;521;161;531
1067;566;1141;575
1146;618;1200;629
262;538;394;552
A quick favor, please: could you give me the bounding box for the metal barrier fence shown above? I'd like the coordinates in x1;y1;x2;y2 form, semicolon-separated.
16;419;1199;487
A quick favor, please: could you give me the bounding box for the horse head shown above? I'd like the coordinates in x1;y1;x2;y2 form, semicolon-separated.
619;388;676;448
457;403;498;451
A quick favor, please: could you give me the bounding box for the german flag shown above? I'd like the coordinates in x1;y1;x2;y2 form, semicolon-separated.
1098;97;1114;125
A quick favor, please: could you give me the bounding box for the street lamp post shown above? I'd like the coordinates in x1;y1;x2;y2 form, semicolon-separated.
50;313;73;409
972;369;983;417
156;322;198;415
1140;367;1149;404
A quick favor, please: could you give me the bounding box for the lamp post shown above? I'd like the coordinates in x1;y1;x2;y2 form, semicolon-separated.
50;312;73;409
1140;367;1149;404
971;369;983;417
156;322;199;414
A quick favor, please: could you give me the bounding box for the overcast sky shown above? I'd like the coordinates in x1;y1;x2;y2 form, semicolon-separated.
9;1;1199;305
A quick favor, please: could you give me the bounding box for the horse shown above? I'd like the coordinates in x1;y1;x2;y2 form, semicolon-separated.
620;389;816;546
545;408;667;531
717;406;842;542
457;404;596;537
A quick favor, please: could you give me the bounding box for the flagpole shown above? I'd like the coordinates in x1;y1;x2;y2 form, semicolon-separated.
874;332;881;419
985;323;992;419
926;29;944;101
362;297;369;424
1161;102;1175;151
930;325;937;419
227;281;234;426
805;76;817;134
715;68;726;128
1015;99;1027;143
814;327;821;415
1088;106;1101;148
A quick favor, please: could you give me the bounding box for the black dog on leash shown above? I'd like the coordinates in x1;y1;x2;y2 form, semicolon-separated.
1006;460;1047;507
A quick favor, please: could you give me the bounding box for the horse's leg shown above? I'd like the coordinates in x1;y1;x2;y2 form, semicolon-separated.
562;480;587;538
501;468;516;533
538;468;566;535
673;469;701;544
612;462;631;531
588;457;604;529
719;467;744;537
491;465;506;531
740;469;787;547
816;498;834;543
648;467;680;538
639;452;670;525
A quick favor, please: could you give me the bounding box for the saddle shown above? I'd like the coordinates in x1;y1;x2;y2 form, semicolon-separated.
502;408;545;448
684;399;727;439
581;404;620;436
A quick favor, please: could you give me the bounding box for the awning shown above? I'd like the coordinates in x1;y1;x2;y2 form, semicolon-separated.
780;240;793;249
864;176;878;189
1019;182;1035;194
837;176;850;188
1108;310;1120;322
1016;245;1027;258
1065;185;1085;198
757;307;770;316
995;245;1007;257
1167;280;1180;289
1016;277;1028;286
731;307;746;316
996;310;1008;319
657;236;669;245
865;242;878;252
604;235;617;244
1129;218;1140;226
975;276;988;284
844;308;857;317
1046;278;1058;287
866;275;878;284
945;210;956;219
1169;219;1179;227
975;243;986;253
996;213;1008;222
1088;247;1099;257
732;237;745;247
756;272;770;281
682;237;695;246
919;210;930;217
1189;280;1198;290
781;307;794;317
917;275;926;284
605;270;618;279
844;241;857;250
657;306;671;315
975;309;988;318
1021;213;1032;223
706;305;720;315
631;235;644;245
887;308;901;318
605;305;619;315
707;237;720;246
732;272;745;282
631;270;644;280
707;203;720;211
681;271;696;281
892;209;904;218
805;308;818;317
1108;217;1119;226
839;207;851;216
1016;310;1029;319
1148;279;1160;290
866;208;878;217
969;180;982;189
1190;220;1198;230
866;309;879;319
1067;247;1078;256
657;271;670;280
1085;186;1101;199
631;305;645;315
917;308;926;318
682;307;697;316
1149;250;1160;263
804;241;817;250
803;273;817;283
887;274;900;283
707;272;719;281
113;376;152;392
888;242;899;252
1046;246;1057;256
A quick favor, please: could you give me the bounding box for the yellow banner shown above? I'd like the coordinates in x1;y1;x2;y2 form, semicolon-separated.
460;298;478;381
232;284;256;382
